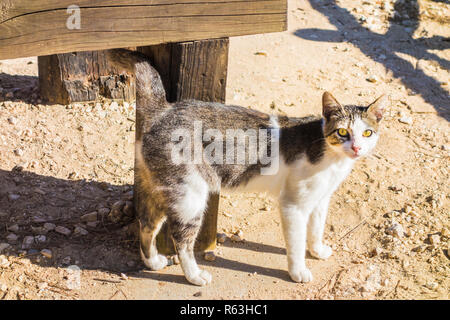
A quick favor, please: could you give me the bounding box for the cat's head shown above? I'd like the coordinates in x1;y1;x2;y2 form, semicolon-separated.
322;92;388;159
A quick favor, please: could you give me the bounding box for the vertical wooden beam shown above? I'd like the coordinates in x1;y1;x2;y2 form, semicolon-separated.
137;38;228;254
38;50;136;104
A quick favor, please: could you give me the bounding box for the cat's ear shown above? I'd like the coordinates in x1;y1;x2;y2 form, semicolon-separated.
322;92;342;118
367;94;388;122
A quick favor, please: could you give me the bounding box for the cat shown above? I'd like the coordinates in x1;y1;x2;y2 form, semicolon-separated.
106;49;388;286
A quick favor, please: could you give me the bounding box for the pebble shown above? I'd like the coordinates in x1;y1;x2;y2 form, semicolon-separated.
204;251;217;262
370;247;382;257
7;193;20;201
7;116;18;125
193;291;202;297
98;207;110;217
81;212;98;222
13;149;24;156
55;226;72;236
6;233;19;243
43;223;56;231
217;233;227;244
425;282;438;290
35;235;47;243
0;255;10;267
22;236;35;249
366;75;378;83
386;222;404;238
428;234;440;244
74;226;89;236
0;243;10;253
40;249;53;259
120;273;128;280
231;234;243;242
7;224;19;232
399;116;413;125
0;283;7;292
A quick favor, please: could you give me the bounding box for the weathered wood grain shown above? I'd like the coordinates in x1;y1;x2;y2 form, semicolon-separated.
0;0;286;60
38;50;136;104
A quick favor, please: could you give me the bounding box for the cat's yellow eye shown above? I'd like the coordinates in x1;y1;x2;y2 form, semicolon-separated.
337;128;348;137
362;129;373;137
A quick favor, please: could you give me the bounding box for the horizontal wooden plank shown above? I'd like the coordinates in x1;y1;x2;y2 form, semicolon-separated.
0;0;287;60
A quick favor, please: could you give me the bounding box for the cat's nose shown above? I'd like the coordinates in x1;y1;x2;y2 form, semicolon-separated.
351;145;361;154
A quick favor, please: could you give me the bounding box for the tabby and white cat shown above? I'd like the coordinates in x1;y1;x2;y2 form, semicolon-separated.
107;49;387;286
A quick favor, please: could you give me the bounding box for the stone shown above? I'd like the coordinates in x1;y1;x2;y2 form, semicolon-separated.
8;193;20;201
13;149;24;157
399;116;413;125
204;251;216;262
0;243;10;253
0;283;7;292
6;233;19;243
217;233;227;244
7;224;19;232
370;247;382;257
55;226;71;236
22;236;35;249
43;223;56;231
7;116;17;125
386;222;404;238
41;249;52;259
428;234;440;244
35;235;47;243
74;226;89;236
366;75;378;83
0;255;10;267
81;212;98;222
108;200;125;223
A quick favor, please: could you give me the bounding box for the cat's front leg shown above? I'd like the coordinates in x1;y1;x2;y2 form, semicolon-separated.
280;203;313;283
307;196;332;260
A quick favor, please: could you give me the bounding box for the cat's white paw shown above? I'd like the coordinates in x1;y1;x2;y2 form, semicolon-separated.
289;267;313;283
186;269;212;286
141;252;168;271
310;244;333;260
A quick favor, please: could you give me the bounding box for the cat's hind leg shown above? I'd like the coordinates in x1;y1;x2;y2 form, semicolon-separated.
168;173;212;286
307;196;332;260
139;208;168;271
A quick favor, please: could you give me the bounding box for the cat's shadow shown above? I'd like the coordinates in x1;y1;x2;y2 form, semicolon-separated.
0;168;297;285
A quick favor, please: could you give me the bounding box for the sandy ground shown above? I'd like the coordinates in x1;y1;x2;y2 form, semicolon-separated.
0;0;449;300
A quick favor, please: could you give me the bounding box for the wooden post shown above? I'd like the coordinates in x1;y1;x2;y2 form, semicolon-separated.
137;38;229;254
38;50;136;104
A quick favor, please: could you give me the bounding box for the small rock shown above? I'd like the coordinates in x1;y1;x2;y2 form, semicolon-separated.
428;234;440;244
37;282;48;290
13;149;24;157
366;75;378;83
7;116;18;125
40;249;52;259
55;226;71;236
386;222;404;238
108;200;126;223
0;283;7;292
74;226;89;236
97;207;110;217
230;234;243;242
86;221;99;228
43;223;56;231
193;291;202;297
204;251;216;262
399;116;413;125
0;255;10;267
425;282;438;290
7;193;20;201
31;226;48;235
0;243;10;253
7;224;19;232
5;91;14;99
22;236;35;249
370;247;382;257
120;273;128;280
61;256;71;265
35;235;47;243
6;233;19;243
81;212;98;222
217;233;227;244
412;245;427;253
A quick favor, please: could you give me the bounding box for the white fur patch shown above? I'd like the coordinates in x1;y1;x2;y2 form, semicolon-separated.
173;171;209;224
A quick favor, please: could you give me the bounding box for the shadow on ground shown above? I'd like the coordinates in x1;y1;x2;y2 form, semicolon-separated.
294;0;449;120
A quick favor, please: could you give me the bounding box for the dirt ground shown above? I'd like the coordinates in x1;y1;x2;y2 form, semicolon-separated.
0;0;448;300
